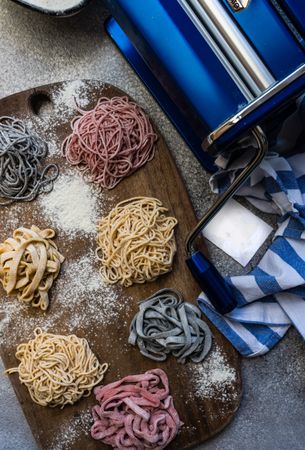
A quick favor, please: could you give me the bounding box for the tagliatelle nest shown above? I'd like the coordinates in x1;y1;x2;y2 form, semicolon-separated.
0;225;64;310
96;197;178;287
129;288;213;363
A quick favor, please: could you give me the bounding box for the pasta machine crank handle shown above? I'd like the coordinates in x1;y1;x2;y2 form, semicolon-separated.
186;126;267;314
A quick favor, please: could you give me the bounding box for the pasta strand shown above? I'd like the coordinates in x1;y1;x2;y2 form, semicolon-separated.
91;368;182;449
129;288;213;364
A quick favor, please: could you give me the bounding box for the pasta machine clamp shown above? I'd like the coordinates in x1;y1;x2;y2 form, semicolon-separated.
186;126;267;315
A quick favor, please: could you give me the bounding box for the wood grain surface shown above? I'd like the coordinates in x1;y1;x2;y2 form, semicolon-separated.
0;81;241;450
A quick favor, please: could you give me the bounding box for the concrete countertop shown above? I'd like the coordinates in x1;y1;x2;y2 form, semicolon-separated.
1;1;305;449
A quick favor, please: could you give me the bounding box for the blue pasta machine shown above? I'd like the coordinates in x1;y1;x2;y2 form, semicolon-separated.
104;0;305;314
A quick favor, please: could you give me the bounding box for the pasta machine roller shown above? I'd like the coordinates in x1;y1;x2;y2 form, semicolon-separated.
104;0;305;314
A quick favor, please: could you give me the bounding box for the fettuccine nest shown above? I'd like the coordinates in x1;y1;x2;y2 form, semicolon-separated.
0;225;64;310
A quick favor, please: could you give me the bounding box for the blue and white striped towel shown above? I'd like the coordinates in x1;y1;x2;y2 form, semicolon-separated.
198;102;305;357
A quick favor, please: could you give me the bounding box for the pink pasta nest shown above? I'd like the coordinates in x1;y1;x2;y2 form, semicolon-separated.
91;368;183;449
62;96;158;189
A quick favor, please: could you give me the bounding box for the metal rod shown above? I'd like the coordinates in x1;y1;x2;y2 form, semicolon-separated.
197;0;275;91
186;126;268;255
204;63;305;151
181;0;275;96
177;0;254;101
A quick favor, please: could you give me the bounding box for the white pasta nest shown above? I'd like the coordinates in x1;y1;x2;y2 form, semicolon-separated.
5;328;108;408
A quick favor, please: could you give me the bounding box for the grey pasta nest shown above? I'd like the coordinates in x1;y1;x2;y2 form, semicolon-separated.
0;116;58;205
129;288;213;364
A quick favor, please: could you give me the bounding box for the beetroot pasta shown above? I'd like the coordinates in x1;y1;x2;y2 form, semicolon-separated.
91;368;183;449
61;96;157;189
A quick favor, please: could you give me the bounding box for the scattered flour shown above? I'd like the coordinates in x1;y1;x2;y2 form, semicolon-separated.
189;346;237;401
25;80;102;157
0;249;130;345
1;202;27;232
54;249;131;331
24;116;60;157
52;80;92;116
48;409;92;450
23;0;85;12
38;170;100;236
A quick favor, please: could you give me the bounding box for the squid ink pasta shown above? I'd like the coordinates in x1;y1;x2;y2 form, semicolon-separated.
129;288;213;363
0;116;58;205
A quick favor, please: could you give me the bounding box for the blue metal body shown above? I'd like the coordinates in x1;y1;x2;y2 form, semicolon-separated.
222;0;305;79
104;0;248;168
104;0;305;313
215;73;305;149
105;0;305;164
277;0;305;38
186;251;236;314
105;0;246;134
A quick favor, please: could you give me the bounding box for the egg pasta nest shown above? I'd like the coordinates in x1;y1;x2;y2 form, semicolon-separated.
6;328;108;408
96;197;178;287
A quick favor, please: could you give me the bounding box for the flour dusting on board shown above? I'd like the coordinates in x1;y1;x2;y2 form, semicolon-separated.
24;117;59;157
55;249;131;331
0;249;130;346
25;80;103;157
53;80;91;116
38;170;99;236
49;409;92;450
189;345;237;401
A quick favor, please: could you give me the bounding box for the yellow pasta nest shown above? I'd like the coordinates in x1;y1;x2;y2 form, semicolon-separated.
96;197;178;287
5;328;108;408
0;225;64;310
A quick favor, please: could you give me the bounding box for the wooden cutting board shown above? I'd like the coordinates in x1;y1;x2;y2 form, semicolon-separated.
0;81;241;450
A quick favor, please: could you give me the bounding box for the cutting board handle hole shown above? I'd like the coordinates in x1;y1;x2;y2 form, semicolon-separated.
28;92;53;119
